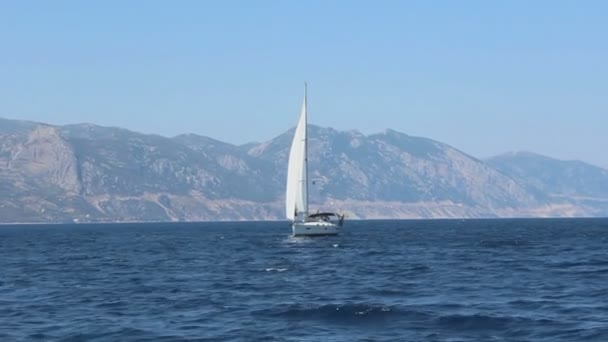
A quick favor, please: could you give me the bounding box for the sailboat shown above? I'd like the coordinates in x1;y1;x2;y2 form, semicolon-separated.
285;83;344;236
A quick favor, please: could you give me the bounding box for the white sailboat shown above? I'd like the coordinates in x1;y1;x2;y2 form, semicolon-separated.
285;83;344;236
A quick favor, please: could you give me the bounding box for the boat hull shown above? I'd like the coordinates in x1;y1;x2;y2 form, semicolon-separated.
292;221;340;236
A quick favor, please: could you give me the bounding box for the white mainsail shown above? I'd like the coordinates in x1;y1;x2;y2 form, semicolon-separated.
285;90;308;221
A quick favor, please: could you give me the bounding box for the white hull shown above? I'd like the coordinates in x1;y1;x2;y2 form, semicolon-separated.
292;221;340;236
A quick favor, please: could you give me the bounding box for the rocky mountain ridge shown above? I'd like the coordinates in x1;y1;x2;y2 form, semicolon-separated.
1;117;606;223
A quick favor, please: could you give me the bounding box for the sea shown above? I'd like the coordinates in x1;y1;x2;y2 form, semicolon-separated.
1;218;607;341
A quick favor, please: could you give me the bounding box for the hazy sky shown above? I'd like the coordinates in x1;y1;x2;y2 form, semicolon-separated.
1;1;607;166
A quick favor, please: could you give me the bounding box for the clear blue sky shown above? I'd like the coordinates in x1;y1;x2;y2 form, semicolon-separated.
1;1;607;166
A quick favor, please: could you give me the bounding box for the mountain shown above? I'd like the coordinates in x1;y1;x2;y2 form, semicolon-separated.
1;117;606;223
486;151;608;216
248;126;538;216
1;121;279;222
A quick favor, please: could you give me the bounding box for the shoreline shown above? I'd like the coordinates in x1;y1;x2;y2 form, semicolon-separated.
1;216;606;226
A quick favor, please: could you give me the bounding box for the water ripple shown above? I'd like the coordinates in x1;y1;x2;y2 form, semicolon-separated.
0;218;607;341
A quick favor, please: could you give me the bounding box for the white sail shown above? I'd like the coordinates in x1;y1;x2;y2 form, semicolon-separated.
285;93;308;220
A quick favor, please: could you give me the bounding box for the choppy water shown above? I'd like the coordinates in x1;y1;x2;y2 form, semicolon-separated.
1;218;607;341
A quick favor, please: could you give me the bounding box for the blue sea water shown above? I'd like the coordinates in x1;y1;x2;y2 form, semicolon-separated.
1;218;607;341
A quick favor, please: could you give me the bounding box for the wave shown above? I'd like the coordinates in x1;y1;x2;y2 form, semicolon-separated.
436;313;557;332
437;313;513;330
254;303;431;326
52;328;172;341
478;238;529;248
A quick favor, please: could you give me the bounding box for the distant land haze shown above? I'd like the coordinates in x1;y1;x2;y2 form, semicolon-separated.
1;117;607;223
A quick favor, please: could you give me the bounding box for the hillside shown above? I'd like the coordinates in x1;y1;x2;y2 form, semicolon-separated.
1;118;606;222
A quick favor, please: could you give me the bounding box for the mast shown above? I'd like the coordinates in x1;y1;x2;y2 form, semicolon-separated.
304;82;309;219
